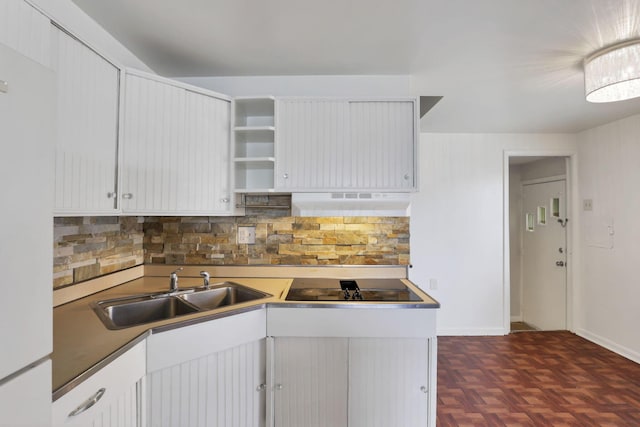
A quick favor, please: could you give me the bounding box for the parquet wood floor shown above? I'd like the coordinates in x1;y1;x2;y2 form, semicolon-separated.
437;331;640;426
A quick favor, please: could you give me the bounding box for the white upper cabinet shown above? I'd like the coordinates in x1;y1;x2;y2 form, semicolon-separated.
276;98;417;192
233;97;276;193
121;71;232;215
0;0;50;66
51;25;120;215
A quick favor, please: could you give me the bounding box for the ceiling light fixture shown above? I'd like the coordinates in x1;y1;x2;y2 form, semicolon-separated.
584;38;640;103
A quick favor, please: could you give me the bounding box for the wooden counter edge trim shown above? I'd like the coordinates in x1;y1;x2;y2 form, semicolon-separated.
53;265;145;307
144;264;409;279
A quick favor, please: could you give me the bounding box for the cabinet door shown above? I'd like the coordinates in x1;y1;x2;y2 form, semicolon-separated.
52;341;145;427
146;309;267;426
276;98;416;192
51;25;120;214
348;338;429;427
147;339;266;427
182;89;231;213
0;0;50;66
121;72;232;215
348;100;416;190
272;337;348;427
276;99;349;190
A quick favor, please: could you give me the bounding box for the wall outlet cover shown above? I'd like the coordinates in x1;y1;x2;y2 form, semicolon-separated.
237;226;256;244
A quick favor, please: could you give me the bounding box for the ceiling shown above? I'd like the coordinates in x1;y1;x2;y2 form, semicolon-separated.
71;0;640;133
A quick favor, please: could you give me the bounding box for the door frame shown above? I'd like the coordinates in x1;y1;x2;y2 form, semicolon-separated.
503;150;578;334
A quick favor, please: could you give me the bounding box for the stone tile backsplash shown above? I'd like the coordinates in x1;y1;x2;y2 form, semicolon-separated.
143;216;410;266
54;201;410;288
53;217;144;288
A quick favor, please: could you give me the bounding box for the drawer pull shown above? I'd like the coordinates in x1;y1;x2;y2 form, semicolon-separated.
68;388;106;417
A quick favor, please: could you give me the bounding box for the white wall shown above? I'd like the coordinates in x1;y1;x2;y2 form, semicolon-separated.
508;165;523;320
576;113;640;363
178;75;412;98
409;133;576;335
28;0;151;71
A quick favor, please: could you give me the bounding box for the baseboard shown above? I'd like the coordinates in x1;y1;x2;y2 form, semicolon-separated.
575;328;640;365
437;327;507;336
510;315;523;322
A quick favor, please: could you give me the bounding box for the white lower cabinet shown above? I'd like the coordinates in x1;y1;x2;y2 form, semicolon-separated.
145;309;267;427
270;337;432;427
271;337;349;427
52;341;146;427
348;338;430;427
267;307;437;427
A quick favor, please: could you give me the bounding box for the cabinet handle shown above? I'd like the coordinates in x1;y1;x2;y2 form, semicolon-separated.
256;383;267;392
420;386;428;394
107;192;117;199
282;173;289;179
68;388;106;417
275;384;284;390
404;173;410;180
122;193;133;200
221;198;230;203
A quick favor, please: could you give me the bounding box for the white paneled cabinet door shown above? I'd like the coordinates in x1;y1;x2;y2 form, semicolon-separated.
121;72;232;215
182;89;231;213
275;98;416;192
52;341;146;427
348;100;416;190
276;99;349;190
0;0;50;66
51;25;120;214
272;337;349;427
146;339;266;427
348;338;430;427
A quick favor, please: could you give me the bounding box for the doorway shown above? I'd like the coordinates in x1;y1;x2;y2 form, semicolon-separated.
507;156;571;332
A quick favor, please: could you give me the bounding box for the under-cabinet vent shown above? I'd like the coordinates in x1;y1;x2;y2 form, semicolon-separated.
292;193;410;217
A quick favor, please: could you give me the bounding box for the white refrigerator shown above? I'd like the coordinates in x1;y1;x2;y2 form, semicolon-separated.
0;42;55;426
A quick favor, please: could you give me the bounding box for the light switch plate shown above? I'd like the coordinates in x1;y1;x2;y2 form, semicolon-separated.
237;226;256;244
583;199;593;211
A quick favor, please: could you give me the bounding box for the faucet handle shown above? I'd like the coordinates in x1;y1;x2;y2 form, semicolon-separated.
200;271;210;289
169;267;183;292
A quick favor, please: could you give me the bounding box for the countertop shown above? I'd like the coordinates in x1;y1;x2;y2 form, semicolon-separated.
52;268;438;400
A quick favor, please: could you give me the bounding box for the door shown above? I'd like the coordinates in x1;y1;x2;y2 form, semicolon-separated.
51;25;120;214
348;338;429;427
0;42;53;425
521;179;567;330
272;337;348;427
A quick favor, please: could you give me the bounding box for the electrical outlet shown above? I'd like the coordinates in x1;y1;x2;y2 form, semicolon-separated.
237;226;256;244
583;199;593;211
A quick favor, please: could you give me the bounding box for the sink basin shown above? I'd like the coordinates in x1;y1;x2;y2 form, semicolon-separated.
92;282;271;330
178;283;271;310
93;296;199;330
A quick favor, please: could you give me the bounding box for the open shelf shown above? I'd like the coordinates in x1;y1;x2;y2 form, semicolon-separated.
232;97;276;193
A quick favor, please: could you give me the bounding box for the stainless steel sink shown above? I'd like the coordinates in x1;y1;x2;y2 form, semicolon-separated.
178;284;270;310
92;282;271;330
93;296;198;329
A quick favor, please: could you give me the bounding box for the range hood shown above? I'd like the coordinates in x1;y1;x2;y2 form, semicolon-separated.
291;193;410;217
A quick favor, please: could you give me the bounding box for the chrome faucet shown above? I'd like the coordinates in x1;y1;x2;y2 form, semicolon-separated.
200;271;210;289
169;267;183;292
